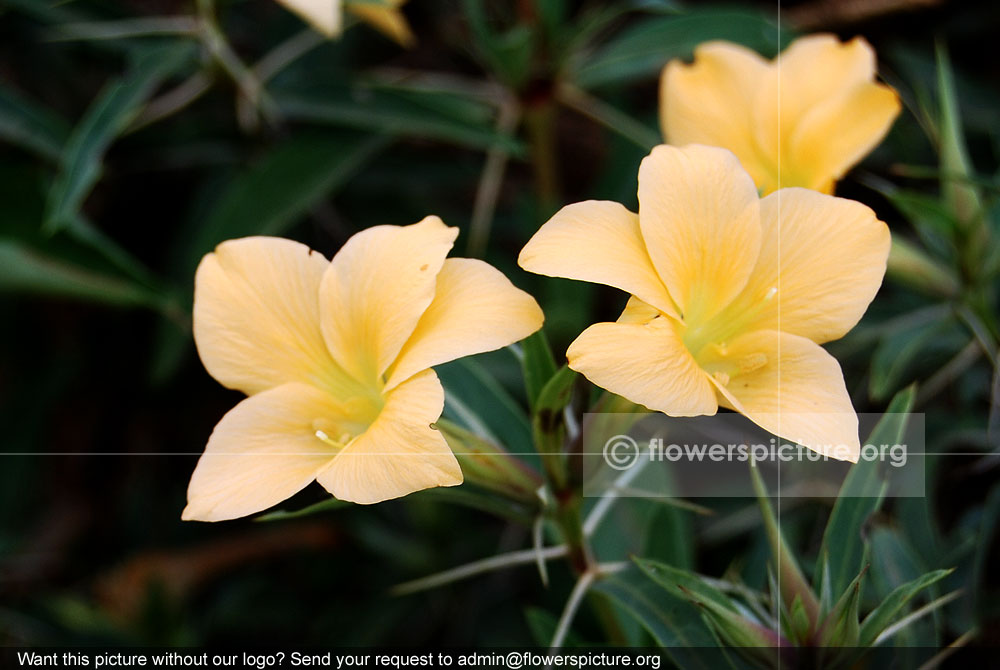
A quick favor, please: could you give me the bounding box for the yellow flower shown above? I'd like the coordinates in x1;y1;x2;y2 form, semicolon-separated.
519;144;890;460
660;35;901;195
183;217;543;521
275;0;415;47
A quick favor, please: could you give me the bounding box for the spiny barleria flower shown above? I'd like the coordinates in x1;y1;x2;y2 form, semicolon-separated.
183;217;543;521
519;144;890;460
660;35;901;195
276;0;414;46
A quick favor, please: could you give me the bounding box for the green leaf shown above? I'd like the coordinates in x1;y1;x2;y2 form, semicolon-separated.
816;568;864;647
749;463;821;633
44;43;195;233
0;84;70;162
188;132;391;269
438;355;534;455
884;236;960;299
521;330;558;411
870;318;950;401
935;43;982;231
859;568;954;645
0;239;166;308
148;131;390;383
573;9;785;89
815;386;917;598
593;566;727;669
532;365;578;491
254;497;352;522
274;85;524;155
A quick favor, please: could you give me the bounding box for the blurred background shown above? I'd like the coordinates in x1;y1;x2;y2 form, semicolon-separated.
1;0;998;654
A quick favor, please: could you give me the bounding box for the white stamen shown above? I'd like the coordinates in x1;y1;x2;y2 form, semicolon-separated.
765;286;778;300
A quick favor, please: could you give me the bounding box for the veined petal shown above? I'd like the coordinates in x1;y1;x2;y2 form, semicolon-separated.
183;383;347;522
275;0;342;37
660;41;771;187
790;82;901;188
725;188;889;344
518;200;679;319
318;369;462;504
193;237;349;397
703;329;859;461
637;144;761;324
567;317;717;417
319;217;458;385
386;258;543;390
347;0;415;47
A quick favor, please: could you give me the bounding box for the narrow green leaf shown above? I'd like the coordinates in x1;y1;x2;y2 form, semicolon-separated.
749;463;822;633
859;568;954;645
935;43;981;230
0;84;70;162
254;497;352;522
593;566;728;669
188;132;391;267
521;330;558;411
870;318;952;400
815;386;917;598
275;85;524;155
633;558;738;613
816;568;865;647
0;239;165;308
885;236;960;298
44;43;195;233
573;9;785;89
438;356;534;455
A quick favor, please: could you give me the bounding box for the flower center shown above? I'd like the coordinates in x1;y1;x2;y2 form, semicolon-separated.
310;393;384;453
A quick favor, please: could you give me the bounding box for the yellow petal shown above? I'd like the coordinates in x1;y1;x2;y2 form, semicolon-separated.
518;200;680;319
703;329;859;461
637;144;760;324
319;216;458;385
318;369;462;504
725;188;890;344
751;35;884;191
193;237;352;397
566;316;717;417
347;0;415;47
275;0;342;37
386;258;543;390
183;383;346;522
616;295;660;324
660;41;772;187
790;82;901;188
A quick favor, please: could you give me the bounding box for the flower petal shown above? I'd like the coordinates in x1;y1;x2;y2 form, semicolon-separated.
567;316;717;417
703;329;859;461
660;41;772;187
725;188;890;344
637;144;761;324
275;0;342;37
518;200;679;318
386;258;543;390
318;369;462;504
319;216;458;385
193;236;349;397
776;35;877;120
183;383;346;522
790;82;900;187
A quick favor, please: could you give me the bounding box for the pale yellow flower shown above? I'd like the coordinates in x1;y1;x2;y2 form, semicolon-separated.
660;35;901;194
519;144;890;460
275;0;415;46
184;217;543;521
